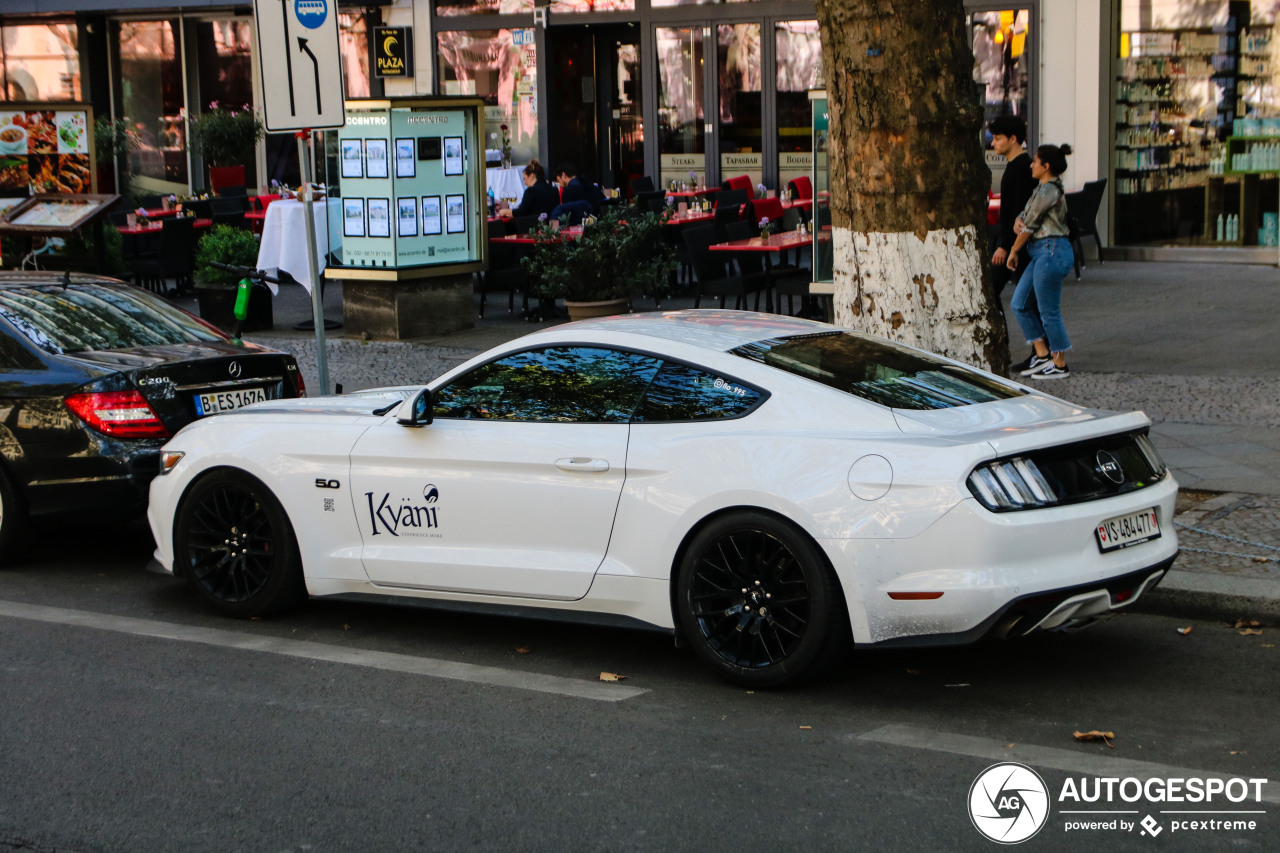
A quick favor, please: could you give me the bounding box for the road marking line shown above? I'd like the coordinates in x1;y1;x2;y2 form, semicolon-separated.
857;725;1278;805
0;600;647;702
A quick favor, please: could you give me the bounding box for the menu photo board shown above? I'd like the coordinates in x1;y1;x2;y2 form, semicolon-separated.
329;98;484;278
0;105;95;199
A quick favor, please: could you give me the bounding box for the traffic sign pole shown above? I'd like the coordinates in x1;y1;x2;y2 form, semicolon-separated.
296;129;331;396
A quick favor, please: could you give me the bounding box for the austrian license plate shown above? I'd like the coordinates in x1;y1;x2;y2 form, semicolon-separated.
194;387;267;416
1095;507;1161;553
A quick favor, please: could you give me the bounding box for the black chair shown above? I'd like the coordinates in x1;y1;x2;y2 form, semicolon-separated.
212;210;247;230
629;176;655;196
136;194;163;210
1066;178;1107;279
218;185;250;210
683;224;768;311
636;190;665;209
185;199;213;220
210;197;244;215
644;197;668;214
716;188;748;211
510;214;538;235
130;217;196;295
479;221;530;318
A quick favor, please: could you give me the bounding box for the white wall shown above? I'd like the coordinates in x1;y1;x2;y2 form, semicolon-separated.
1039;0;1106;186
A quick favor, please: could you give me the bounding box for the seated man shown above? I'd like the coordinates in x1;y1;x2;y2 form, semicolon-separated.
548;199;594;227
555;162;607;216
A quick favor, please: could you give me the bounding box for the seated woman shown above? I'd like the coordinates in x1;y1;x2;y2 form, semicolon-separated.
506;159;560;219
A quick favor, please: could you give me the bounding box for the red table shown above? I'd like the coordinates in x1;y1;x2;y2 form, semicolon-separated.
489;225;583;246
709;229;830;313
662;210;715;227
665;187;719;199
116;217;213;236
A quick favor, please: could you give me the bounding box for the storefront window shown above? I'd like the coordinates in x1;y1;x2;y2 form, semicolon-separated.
718;23;762;189
971;9;1031;193
776;21;821;191
1115;0;1279;247
436;29;538;166
118;20;188;188
0;23;81;102
435;0;533;16
657;27;706;188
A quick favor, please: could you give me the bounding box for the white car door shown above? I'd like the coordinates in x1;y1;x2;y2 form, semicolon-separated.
349;345;663;600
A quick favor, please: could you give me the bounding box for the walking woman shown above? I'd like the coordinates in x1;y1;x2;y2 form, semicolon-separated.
1007;143;1075;379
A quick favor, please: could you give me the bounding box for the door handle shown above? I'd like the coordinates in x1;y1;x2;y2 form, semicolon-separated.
555;457;610;473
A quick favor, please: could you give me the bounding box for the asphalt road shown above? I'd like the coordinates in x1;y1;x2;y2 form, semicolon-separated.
1;521;1277;853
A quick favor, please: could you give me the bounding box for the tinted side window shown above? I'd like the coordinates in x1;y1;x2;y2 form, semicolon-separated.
433;346;662;423
632;362;762;422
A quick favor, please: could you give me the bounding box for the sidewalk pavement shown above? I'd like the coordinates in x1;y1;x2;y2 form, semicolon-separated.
165;258;1280;627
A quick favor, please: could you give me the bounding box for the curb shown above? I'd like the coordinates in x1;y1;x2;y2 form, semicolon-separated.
1130;493;1280;626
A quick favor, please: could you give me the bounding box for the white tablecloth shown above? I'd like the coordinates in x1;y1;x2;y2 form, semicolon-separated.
486;165;525;204
256;198;341;293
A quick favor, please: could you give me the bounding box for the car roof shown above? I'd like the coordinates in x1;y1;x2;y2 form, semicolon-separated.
0;271;128;288
559;310;833;352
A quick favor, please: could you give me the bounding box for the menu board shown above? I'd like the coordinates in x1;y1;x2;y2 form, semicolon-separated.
0;194;118;237
0;107;94;196
330;102;481;272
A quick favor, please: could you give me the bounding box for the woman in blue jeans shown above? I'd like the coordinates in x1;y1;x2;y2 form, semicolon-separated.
1007;143;1075;379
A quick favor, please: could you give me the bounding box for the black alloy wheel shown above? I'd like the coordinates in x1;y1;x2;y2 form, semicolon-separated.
677;510;847;688
174;469;305;617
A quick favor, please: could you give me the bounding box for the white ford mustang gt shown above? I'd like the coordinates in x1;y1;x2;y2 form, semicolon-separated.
148;311;1178;687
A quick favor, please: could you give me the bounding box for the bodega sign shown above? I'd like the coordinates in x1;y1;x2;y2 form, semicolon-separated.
374;26;413;78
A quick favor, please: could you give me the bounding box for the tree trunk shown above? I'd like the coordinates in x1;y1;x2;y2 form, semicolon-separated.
814;0;1008;374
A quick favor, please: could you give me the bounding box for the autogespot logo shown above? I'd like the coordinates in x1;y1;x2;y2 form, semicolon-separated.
969;762;1051;844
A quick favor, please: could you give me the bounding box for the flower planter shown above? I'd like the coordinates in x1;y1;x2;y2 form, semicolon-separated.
195;284;273;334
564;298;629;321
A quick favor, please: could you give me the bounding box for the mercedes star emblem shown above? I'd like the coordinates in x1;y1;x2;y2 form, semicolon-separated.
228;361;242;378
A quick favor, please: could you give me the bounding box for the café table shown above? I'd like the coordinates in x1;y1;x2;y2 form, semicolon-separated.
256;198;342;294
116;216;213;259
664;187;719;199
709;229;830;314
488;225;583;246
661;210;715;227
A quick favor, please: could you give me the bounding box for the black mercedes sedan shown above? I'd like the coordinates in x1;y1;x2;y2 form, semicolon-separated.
0;272;304;561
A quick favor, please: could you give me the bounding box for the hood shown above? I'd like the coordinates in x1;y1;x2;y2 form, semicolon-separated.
228;387;417;417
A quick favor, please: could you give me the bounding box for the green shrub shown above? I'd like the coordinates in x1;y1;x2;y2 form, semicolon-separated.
194;225;261;289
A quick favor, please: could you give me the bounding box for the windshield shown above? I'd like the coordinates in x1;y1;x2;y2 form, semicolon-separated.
0;284;225;354
732;332;1025;410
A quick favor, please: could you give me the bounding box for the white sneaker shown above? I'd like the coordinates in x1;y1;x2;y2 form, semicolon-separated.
1028;361;1070;379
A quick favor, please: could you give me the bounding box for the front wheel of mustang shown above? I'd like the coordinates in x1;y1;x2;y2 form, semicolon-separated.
174;469;305;618
677;511;848;688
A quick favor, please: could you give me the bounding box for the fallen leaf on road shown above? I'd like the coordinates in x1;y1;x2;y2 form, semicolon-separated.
1177;626;1193;635
799;725;813;730
1004;743;1015;749
250;617;261;621
906;668;921;675
515;646;532;654
343;624;350;630
1239;628;1263;636
1074;730;1116;748
1231;750;1248;755
1262;644;1275;648
945;683;971;688
1234;619;1261;628
599;672;628;682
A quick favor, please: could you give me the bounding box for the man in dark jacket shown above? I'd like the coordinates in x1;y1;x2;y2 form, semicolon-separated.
988;115;1037;371
555;162;607;215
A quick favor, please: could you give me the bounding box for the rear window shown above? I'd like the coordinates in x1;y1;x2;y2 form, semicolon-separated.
732;332;1024;410
0;284;224;354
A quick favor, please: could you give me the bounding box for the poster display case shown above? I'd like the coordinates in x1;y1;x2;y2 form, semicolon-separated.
0;104;96;200
323;97;486;280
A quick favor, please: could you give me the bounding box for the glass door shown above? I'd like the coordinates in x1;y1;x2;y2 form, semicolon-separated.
717;23;762;191
656;26;707;190
607;34;644;194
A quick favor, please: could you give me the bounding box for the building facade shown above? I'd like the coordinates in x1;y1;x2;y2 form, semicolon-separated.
2;0;1277;260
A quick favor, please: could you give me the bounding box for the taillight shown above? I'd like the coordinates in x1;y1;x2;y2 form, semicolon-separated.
65;391;169;439
295;370;307;398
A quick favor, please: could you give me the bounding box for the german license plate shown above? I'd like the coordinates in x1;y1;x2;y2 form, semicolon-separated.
194;387;266;416
1095;508;1161;553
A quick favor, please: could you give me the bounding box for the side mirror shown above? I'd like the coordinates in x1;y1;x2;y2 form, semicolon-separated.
395;388;433;427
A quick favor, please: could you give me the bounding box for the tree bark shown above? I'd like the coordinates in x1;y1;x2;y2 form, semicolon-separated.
814;0;1009;374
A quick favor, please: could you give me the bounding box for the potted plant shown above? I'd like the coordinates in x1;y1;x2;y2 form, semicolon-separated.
193;224;272;332
187;102;265;194
520;208;677;319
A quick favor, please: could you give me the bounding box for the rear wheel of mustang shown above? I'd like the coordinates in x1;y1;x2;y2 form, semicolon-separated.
174;469;305;617
677;511;848;688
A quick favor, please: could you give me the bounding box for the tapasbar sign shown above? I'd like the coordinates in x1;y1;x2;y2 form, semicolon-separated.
374;26;413;79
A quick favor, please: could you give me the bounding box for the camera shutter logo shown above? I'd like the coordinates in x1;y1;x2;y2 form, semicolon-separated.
969;762;1050;844
1095;450;1125;484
